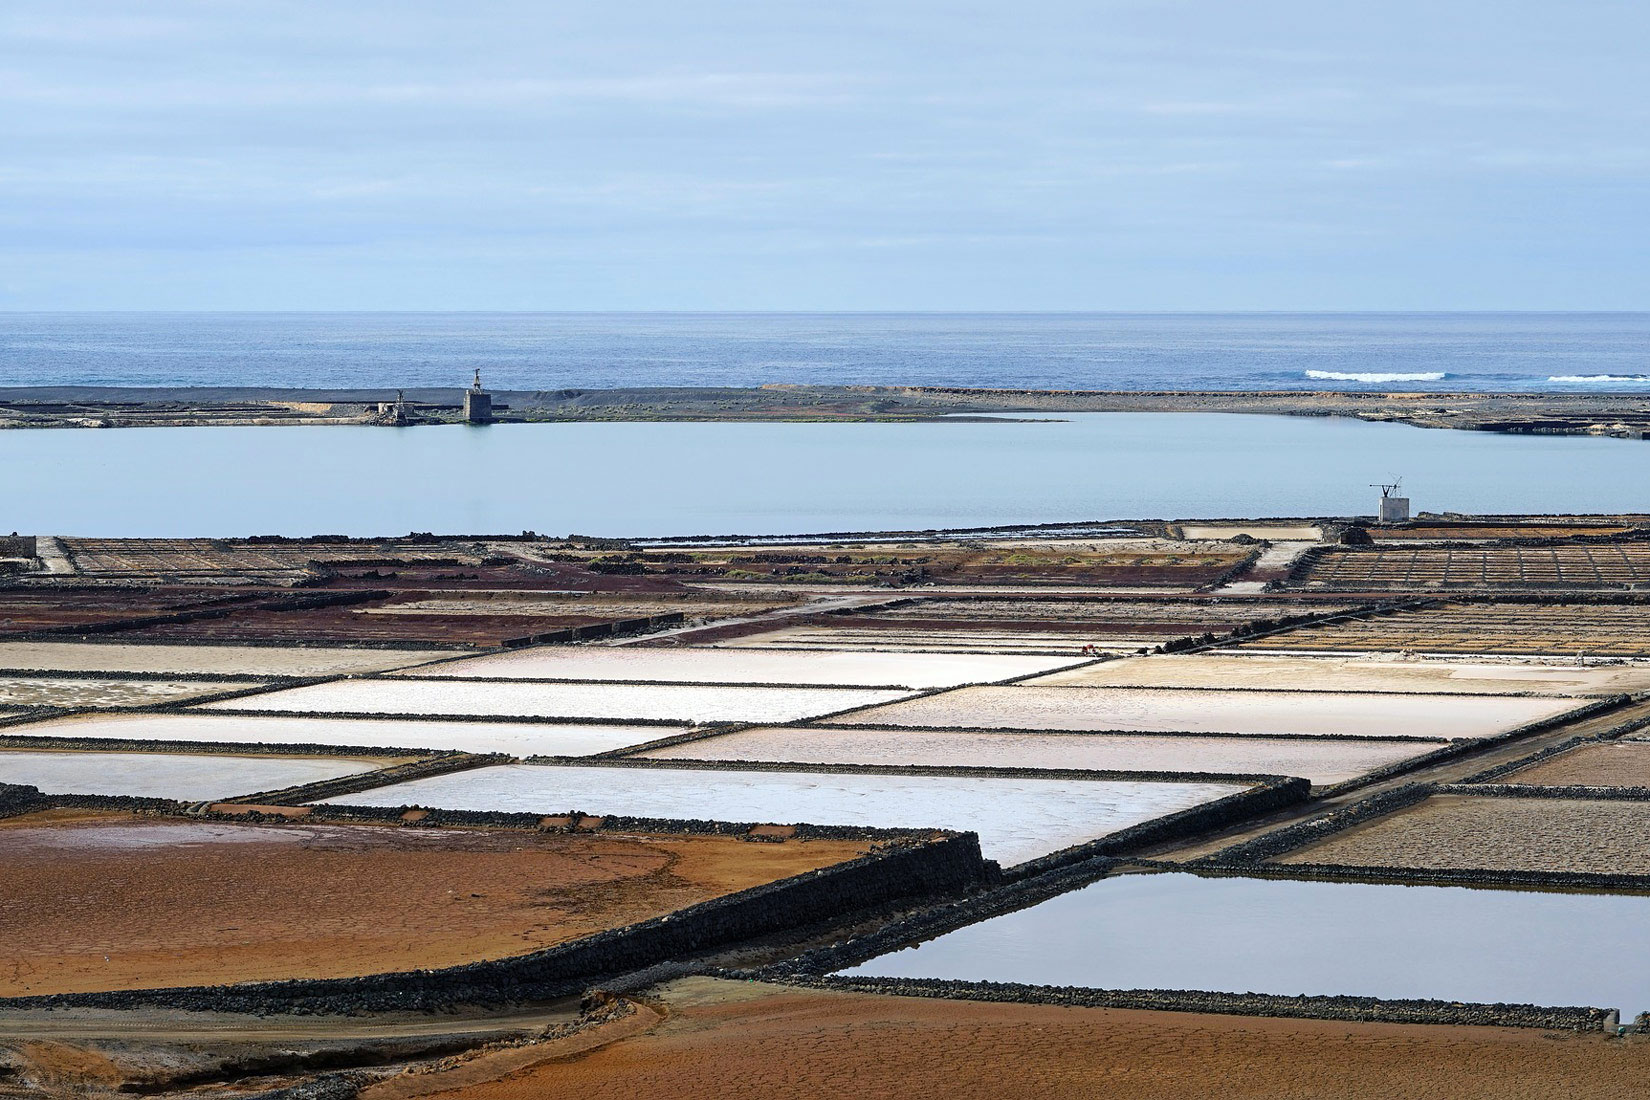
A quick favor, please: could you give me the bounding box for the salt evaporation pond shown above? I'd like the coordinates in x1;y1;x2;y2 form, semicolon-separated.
0;641;451;677
199;680;911;725
319;764;1245;867
639;727;1444;786
844;872;1650;1016
0;677;259;710
835;686;1578;739
3;713;685;757
0;750;385;801
1033;654;1650;697
398;647;1079;690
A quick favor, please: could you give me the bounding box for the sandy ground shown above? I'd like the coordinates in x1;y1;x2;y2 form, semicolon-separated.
0;748;388;800
392;646;1077;689
201;679;913;724
1503;742;1650;786
321;763;1242;867
826;686;1576;739
1275;793;1650;874
0;812;870;997
0;641;452;677
366;976;1650;1100
8;712;689;756
0;676;261;709
639;727;1443;786
1035;653;1650;695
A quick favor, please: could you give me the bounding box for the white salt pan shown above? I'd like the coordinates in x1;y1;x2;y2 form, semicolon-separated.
199;679;910;725
0;750;383;801
638;727;1443;786
2;712;681;757
0;641;450;677
319;763;1244;866
827;686;1577;739
396;646;1076;689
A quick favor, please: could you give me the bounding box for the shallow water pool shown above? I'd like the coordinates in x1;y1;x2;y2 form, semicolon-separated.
843;871;1650;1016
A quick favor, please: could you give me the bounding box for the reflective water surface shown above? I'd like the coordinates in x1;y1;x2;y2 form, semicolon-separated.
844;872;1650;1015
3;412;1648;536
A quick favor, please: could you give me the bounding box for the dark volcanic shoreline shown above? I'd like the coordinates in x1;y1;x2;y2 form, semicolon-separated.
3;384;1650;438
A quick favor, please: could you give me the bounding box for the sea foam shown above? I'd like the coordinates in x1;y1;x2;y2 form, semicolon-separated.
1548;375;1650;383
1304;370;1446;383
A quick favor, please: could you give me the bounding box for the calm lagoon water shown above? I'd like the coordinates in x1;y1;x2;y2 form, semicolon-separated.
2;412;1647;537
843;872;1650;1015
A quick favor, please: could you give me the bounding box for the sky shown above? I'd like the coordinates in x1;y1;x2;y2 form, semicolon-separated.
2;1;1647;311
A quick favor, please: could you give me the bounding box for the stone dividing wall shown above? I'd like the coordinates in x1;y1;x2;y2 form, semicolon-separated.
776;975;1617;1033
758;853;1119;980
224;752;510;806
496;613;684;649
0;828;987;1015
0;535;38;558
1195;783;1434;866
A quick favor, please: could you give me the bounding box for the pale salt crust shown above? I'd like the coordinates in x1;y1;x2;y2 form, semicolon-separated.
198;679;911;725
1178;524;1323;541
712;627;1106;656
394;646;1077;689
0;750;386;801
1;713;683;757
0;677;260;710
319;764;1245;866
1031;654;1650;696
0;641;451;678
637;727;1445;786
825;686;1578;740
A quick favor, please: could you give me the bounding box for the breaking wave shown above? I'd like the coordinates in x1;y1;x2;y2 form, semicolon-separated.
1304;370;1446;383
1548;374;1650;383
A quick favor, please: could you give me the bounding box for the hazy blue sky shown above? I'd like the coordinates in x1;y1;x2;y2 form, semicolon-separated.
3;1;1646;310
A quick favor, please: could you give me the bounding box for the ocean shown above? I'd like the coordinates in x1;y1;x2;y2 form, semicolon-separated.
2;312;1648;392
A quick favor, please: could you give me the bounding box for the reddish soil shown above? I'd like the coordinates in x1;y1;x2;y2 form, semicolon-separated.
0;586;273;637
364;977;1650;1100
0;811;871;996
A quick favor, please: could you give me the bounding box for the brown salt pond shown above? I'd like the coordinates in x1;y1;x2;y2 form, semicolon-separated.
1272;793;1650;875
0;810;873;996
1502;741;1650;787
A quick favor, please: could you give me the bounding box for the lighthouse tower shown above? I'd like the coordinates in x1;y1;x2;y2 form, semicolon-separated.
464;368;493;424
